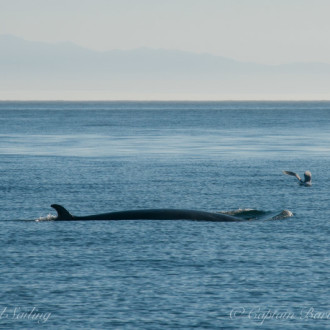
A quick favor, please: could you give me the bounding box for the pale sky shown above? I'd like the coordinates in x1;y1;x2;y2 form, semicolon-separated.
2;0;330;65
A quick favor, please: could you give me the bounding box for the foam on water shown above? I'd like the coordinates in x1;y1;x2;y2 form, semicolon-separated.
269;209;294;220
35;213;56;222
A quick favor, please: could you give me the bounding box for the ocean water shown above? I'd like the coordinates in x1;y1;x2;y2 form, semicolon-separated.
0;101;329;329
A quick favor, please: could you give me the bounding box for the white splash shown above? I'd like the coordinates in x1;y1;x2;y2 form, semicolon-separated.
35;214;56;222
269;210;294;220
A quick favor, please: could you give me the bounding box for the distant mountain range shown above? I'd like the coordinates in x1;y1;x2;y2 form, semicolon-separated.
1;34;330;100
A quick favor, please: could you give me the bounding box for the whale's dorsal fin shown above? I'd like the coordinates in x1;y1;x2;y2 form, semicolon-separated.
51;204;73;220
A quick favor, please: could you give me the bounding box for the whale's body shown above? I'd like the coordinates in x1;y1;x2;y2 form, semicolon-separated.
51;204;245;222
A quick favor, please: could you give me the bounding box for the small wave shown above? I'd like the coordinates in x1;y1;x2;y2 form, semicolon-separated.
218;209;293;221
268;210;293;220
35;214;56;222
220;208;268;220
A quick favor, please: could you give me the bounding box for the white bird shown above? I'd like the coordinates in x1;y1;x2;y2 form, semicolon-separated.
283;170;312;186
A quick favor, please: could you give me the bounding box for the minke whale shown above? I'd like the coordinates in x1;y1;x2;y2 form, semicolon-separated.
283;170;312;186
51;204;246;222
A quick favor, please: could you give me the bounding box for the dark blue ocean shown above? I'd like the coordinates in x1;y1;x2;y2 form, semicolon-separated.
0;101;329;329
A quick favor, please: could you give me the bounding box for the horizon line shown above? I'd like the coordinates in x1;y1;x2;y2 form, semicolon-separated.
1;99;330;103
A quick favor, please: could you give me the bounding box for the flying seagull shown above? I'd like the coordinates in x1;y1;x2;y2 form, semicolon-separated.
283;170;312;186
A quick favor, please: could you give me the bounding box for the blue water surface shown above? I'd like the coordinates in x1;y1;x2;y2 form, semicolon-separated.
0;101;329;329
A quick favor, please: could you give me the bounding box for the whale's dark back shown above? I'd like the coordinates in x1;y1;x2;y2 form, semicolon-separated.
51;205;242;222
77;209;241;221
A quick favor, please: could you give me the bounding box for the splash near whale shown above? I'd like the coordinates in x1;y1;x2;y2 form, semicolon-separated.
38;204;293;222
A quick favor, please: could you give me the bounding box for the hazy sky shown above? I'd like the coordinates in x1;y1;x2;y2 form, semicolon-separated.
2;0;330;65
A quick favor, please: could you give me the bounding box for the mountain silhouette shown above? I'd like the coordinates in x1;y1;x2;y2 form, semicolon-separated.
1;35;330;99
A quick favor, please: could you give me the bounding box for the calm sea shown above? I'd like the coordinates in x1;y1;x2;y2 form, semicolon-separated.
0;101;329;329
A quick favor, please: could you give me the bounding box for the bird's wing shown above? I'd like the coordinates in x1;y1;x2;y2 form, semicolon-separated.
283;171;301;181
